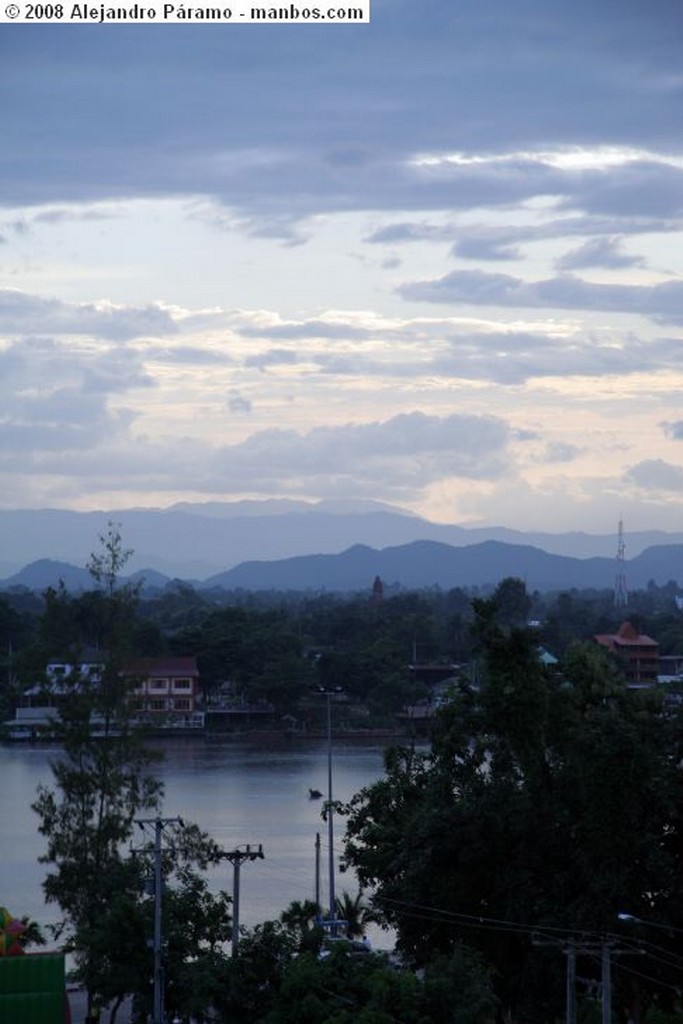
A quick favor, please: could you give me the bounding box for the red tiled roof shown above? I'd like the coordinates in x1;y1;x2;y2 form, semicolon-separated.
595;622;658;648
125;656;199;676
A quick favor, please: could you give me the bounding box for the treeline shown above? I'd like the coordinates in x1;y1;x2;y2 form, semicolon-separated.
2;569;683;722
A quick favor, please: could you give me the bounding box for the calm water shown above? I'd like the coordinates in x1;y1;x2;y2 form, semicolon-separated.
0;735;392;942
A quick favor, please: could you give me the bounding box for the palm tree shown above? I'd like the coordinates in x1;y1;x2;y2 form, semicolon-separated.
18;916;47;949
334;890;378;940
279;899;320;939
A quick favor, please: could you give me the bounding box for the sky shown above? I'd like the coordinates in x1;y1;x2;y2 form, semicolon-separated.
1;0;683;533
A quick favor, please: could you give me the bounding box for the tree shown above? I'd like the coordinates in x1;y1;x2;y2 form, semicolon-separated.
32;526;163;1018
279;899;322;951
335;889;379;940
213;920;297;1024
487;576;532;628
256;940;497;1024
86;521;135;599
421;949;498;1024
265;946;424;1024
61;820;233;1024
342;597;683;1023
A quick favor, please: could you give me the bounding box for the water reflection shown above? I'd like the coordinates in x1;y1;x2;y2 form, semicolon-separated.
0;736;392;939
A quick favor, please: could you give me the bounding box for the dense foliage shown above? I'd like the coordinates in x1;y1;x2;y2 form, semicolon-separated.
190;915;498;1024
342;598;683;1023
3;565;683;725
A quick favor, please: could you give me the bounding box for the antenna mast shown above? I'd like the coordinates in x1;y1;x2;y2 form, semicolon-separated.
614;518;628;608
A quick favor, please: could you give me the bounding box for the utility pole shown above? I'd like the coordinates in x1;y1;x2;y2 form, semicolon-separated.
533;933;639;1024
219;844;264;954
565;940;576;1024
315;686;343;934
315;832;321;922
326;690;336;930
602;940;612;1024
135;815;184;1024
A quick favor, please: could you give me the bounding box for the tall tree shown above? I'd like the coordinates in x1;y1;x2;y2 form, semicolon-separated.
32;525;163;1017
343;600;683;1023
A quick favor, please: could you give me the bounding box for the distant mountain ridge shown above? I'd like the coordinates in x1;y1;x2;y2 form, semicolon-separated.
204;539;683;594
3;539;682;595
0;501;680;580
0;560;172;593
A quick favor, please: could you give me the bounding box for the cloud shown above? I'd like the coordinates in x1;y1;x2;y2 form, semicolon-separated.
626;459;683;492
229;309;683;386
541;442;583;464
0;409;514;506
453;236;521;262
238;317;375;342
227;391;253;414
556;236;644;271
0;289;177;342
245;348;301;370
0;3;681;531
399;269;683;324
0;332;154;458
144;344;230;366
366;223;456;245
662;421;683;440
210;411;512;497
430;330;682;385
0;336;152;392
3;0;683;227
564;160;683;219
0;392;135;455
367;213;678;265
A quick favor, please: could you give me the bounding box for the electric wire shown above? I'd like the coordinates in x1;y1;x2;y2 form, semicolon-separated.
371;893;683;979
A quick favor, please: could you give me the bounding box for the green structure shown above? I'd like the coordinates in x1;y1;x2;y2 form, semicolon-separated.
0;952;67;1023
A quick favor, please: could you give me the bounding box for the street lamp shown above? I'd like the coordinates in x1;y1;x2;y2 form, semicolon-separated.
316;686;343;934
618;912;683;935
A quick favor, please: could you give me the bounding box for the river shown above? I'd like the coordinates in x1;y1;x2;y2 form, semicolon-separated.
0;734;393;945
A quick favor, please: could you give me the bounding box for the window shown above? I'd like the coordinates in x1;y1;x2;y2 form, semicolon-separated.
173;698;191;711
172;678;192;692
148;678;169;692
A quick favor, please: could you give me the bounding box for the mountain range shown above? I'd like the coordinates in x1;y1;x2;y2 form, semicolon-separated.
0;500;681;581
1;501;682;594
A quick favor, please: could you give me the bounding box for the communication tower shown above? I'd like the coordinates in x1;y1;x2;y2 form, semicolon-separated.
614;518;628;608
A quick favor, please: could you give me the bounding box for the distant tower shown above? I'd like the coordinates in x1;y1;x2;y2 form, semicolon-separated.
371;575;384;606
614;518;628;608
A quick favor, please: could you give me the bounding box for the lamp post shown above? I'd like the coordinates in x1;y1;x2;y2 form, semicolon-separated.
134;815;184;1024
618;912;683;935
317;686;343;933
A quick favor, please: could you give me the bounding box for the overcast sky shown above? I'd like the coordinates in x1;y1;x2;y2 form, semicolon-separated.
1;0;683;532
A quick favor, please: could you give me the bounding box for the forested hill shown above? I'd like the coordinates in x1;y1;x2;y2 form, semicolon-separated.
205;539;683;593
4;539;683;595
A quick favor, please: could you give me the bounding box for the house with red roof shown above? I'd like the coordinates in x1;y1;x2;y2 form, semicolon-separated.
594;621;659;687
125;655;203;726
